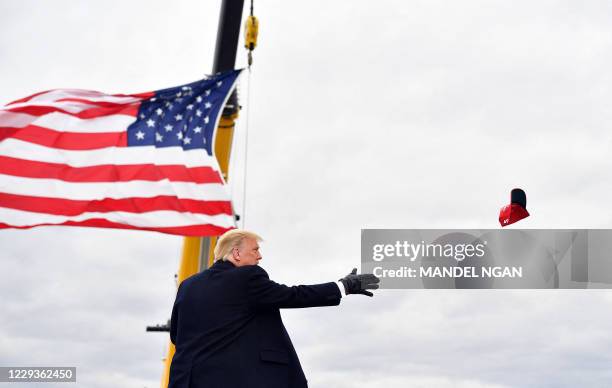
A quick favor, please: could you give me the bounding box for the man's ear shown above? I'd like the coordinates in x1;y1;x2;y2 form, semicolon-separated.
232;247;240;261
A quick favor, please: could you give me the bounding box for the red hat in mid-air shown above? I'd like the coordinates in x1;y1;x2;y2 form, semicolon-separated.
499;188;529;227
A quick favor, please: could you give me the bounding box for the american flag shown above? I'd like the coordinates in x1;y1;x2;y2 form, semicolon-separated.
0;69;242;236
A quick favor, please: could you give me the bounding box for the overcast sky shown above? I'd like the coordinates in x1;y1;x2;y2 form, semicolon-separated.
1;1;612;387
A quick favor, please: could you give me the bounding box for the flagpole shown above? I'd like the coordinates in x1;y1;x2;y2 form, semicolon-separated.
160;1;245;387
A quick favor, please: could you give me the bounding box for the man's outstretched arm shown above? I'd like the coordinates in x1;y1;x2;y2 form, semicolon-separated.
246;266;380;310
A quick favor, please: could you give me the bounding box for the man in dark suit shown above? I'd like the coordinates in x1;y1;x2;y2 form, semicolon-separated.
169;229;379;388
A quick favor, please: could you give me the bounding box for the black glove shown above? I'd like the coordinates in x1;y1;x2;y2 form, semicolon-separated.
339;268;380;297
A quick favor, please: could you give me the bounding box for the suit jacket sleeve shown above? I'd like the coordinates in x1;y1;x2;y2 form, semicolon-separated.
246;265;341;310
169;281;185;345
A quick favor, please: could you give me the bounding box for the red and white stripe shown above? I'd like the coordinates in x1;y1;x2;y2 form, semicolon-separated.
0;87;235;236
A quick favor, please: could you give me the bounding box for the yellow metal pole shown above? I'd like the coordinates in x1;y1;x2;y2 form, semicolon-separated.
160;112;239;388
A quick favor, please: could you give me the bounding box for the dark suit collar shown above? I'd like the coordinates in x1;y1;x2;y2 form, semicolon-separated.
211;259;236;270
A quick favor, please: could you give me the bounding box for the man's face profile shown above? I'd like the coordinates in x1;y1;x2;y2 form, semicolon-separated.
232;237;262;267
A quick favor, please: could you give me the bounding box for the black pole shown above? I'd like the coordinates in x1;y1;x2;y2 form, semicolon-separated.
199;0;244;269
150;0;248;340
212;0;245;73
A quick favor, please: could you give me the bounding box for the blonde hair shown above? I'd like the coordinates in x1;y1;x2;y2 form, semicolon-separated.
214;229;263;261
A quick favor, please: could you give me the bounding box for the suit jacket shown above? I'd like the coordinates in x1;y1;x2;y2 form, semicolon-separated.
168;260;342;388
